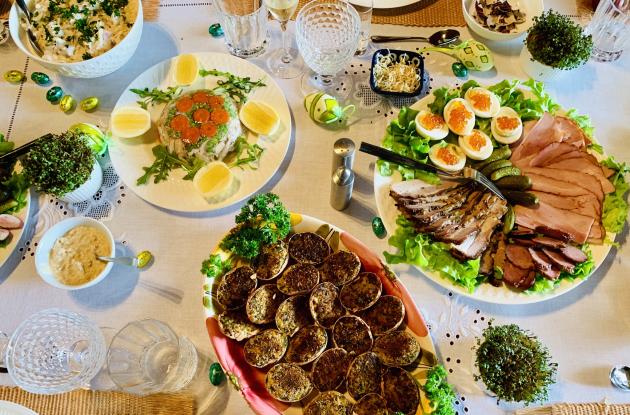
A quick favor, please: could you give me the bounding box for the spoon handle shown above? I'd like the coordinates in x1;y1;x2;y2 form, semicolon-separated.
371;36;429;44
98;256;138;267
15;0;31;20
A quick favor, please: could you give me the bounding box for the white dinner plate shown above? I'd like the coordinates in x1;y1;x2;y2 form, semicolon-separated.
350;0;420;9
0;189;31;269
0;401;38;415
373;92;614;305
109;52;292;213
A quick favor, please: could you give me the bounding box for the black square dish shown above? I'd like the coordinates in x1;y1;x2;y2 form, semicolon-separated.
370;49;425;97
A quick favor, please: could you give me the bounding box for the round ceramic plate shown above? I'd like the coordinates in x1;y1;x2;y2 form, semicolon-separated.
0;189;31;269
373;93;614;305
204;214;438;414
350;0;420;8
109;52;292;212
0;401;38;415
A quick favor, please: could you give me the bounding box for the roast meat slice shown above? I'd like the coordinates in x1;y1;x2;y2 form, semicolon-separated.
505;244;534;270
560;245;588;263
529;249;561;280
542;248;575;273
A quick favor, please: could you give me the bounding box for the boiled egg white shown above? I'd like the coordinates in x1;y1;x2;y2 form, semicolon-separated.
443;98;475;136
464;87;500;118
415;110;449;140
491;107;523;144
429;143;466;172
458;130;493;160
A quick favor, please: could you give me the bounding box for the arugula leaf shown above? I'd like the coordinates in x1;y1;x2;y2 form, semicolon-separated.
601;156;630;234
424;365;457;415
137;145;185;185
201;253;232;278
130;86;182;110
384;216;482;292
226;136;265;170
199;69;266;104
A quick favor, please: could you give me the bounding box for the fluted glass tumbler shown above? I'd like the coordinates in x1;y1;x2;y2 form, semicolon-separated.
107;319;198;395
0;308;106;395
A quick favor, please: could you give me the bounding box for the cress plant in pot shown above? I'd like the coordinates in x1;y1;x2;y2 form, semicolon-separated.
22;131;103;203
520;10;593;81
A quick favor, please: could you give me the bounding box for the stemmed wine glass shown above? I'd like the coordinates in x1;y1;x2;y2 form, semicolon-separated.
265;0;303;78
0;308;106;394
296;0;361;97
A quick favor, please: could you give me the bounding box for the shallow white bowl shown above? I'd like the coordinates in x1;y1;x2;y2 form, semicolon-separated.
462;0;543;41
8;0;143;78
35;217;115;290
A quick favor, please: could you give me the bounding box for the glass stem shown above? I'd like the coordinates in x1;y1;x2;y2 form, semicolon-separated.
280;21;292;64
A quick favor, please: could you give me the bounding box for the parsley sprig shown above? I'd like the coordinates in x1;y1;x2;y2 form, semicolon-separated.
130;86;182;110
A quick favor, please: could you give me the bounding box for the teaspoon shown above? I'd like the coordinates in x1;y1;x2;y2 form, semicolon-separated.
98;250;153;269
371;29;461;47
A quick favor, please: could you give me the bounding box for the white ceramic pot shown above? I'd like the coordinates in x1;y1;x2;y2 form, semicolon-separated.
519;46;564;81
59;161;103;204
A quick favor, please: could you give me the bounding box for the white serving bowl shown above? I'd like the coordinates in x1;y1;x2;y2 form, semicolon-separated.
462;0;543;41
8;0;143;78
35;217;115;290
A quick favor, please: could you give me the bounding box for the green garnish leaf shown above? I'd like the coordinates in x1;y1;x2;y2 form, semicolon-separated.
226;136;265;170
201;253;232;278
130;86;182;110
475;323;557;404
424;365;457;415
199;69;266;104
601;156;630;234
428;87;459;115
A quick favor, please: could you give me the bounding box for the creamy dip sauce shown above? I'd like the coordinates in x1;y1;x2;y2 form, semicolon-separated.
49;225;110;285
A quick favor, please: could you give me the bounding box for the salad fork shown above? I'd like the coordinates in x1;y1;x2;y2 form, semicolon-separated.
359;142;505;200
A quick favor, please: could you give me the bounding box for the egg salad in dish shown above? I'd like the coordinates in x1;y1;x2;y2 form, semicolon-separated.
23;0;137;62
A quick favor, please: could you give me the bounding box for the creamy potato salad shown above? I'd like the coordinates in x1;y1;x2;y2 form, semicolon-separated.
23;0;136;62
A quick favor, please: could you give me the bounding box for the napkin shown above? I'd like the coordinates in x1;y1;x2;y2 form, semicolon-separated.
516;403;630;415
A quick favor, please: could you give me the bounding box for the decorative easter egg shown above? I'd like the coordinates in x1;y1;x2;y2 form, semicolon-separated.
452;62;468;77
80;96;99;112
372;216;386;238
208;23;224;37
4;70;25;83
31;71;51;85
46;86;63;102
209;362;225;385
454;40;494;71
304;92;355;124
59;95;76;113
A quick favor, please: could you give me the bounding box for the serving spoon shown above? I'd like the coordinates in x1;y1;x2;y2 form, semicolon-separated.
98;250;153;269
14;0;44;56
371;29;461;47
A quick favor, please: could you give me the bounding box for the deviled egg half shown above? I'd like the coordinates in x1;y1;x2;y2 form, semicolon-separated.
414;110;449;140
491;107;523;144
443;98;475;136
429;143;466;172
464;87;500;118
458;129;493;160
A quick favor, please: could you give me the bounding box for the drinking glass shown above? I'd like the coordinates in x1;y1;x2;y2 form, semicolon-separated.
296;0;361;97
265;0;303;78
352;0;373;55
586;0;630;62
0;308;106;395
107;319;198;395
214;0;268;58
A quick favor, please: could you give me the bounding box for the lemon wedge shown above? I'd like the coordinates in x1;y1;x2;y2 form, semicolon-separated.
174;54;198;86
193;161;239;203
110;106;152;138
239;100;280;136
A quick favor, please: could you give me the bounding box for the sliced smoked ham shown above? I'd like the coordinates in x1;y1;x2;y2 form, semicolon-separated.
522;167;604;202
515;201;594;244
544;159;614;194
515;142;578;169
511;113;557;161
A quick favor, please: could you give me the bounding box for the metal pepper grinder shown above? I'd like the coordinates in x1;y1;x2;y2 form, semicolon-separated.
330;138;355;211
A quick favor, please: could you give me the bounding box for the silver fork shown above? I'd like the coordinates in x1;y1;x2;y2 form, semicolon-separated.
359;142;505;200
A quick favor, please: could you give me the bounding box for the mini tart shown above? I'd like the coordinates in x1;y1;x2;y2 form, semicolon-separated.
243;329;288;368
346;352;383;401
311;348;349;392
277;263;320;296
285;324;328;365
339;272;382;313
332;315;373;356
359;295;405;336
254;241;289;281
309;282;345;329
265;363;313;402
304;391;353;415
246;284;286;324
372;331;421;367
288;232;331;265
216;266;257;310
217;309;262;341
275;294;313;336
319;250;361;286
382;367;420;415
352;393;389;415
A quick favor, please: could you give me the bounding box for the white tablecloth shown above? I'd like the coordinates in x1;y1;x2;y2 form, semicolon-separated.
1;1;629;413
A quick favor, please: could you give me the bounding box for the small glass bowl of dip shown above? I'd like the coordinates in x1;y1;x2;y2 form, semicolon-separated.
35;217;115;290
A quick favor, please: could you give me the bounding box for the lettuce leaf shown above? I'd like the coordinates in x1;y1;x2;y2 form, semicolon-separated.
384;216;483;292
428;87;460;115
527;244;595;293
601;156;630;234
424;365;457;415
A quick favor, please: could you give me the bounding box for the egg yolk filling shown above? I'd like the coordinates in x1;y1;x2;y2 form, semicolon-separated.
470;93;491;111
468;132;486;151
497;116;519;131
421;113;445;130
437;147;459;165
449;103;472;131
